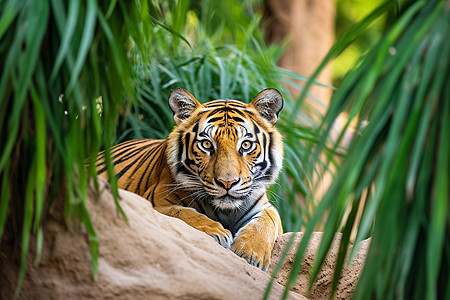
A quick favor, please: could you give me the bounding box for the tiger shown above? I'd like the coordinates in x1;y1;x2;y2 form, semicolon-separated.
96;88;284;271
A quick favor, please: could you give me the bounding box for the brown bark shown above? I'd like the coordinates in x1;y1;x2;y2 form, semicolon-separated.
264;0;335;118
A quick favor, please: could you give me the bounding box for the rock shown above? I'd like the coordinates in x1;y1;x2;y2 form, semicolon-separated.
0;178;302;300
1;177;368;299
269;232;370;299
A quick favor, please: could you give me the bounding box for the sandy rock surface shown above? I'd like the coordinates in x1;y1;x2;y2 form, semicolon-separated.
0;178;301;300
269;232;370;299
1;178;368;299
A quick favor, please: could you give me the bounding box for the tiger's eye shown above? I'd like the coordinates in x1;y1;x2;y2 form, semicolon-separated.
241;141;253;151
201;140;212;150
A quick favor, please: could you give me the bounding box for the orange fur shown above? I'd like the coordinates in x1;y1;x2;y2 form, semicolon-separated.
97;88;284;271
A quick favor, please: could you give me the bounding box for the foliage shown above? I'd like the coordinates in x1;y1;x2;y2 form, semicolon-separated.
278;0;450;299
0;0;154;295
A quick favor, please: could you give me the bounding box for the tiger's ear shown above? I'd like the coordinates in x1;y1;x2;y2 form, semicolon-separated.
169;88;201;124
250;89;283;124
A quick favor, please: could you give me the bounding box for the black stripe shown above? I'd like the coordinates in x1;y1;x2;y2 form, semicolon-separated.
266;132;275;177
177;131;184;162
101;141;158;178
124;148;159;189
111;140;158;164
235;195;263;230
237;211;261;232
149;146;168;206
97;165;108;175
208;116;223;123
205;100;228;105
114;144;159;179
192;123;199;133
97;146;147;175
213;208;221;222
176;163;195;176
253;122;260;134
262;133;267;161
204;99;246;107
184;132;196;170
111;139;150;149
169;191;188;207
232;109;247;117
197;201;207;214
230;116;245;122
164;196;180;206
202;103;225;109
109;139;156;157
227;101;246;107
206;108;225;118
129;142;165;191
228;107;248;114
115;160;138;179
110;145;153;171
253;132;267;170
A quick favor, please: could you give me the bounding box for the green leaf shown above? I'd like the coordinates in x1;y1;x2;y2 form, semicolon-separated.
0;0;49;172
66;0;97;99
0;160;10;239
0;0;20;39
49;0;80;83
30;83;46;265
150;15;192;50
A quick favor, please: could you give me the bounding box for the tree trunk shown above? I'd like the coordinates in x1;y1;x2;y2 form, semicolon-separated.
264;0;335;118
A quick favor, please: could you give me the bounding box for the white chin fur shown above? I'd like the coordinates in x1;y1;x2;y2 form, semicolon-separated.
211;197;243;210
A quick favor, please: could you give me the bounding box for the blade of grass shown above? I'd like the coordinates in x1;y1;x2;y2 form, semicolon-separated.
0;0;49;172
0;160;10;239
30;83;46;265
66;0;97;99
0;0;20;39
150;15;192;51
15;160;36;298
49;0;79;83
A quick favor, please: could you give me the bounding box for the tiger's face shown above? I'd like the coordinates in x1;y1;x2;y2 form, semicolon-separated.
167;88;283;210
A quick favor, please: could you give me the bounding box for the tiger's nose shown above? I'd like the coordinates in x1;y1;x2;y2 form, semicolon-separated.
215;178;239;190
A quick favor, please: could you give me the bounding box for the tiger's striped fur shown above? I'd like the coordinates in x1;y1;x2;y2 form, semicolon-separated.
96;88;284;271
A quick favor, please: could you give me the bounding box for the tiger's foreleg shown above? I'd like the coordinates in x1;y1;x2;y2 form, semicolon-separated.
231;199;283;271
155;205;233;248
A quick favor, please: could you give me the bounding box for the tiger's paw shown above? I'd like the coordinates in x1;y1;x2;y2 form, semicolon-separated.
231;228;272;271
198;224;233;249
